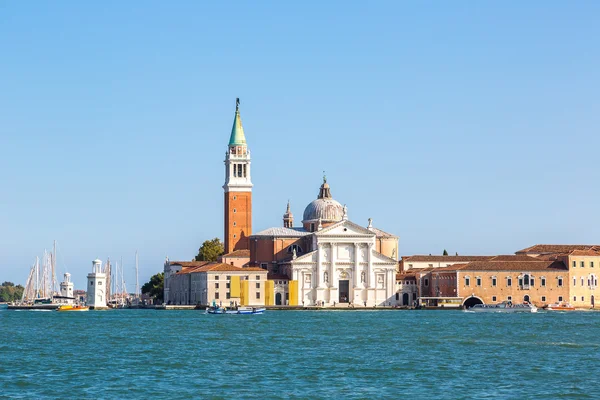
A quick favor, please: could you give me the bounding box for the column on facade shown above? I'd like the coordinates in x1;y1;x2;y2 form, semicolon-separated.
354;243;360;287
367;243;374;288
330;243;335;286
317;243;323;288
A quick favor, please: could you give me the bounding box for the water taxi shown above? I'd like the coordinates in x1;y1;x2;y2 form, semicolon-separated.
545;302;576;311
467;301;537;313
56;305;89;312
206;306;265;315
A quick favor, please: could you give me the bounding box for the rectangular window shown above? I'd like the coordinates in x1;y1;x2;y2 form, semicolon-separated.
507;296;512;301
226;276;231;281
256;275;261;280
507;277;512;287
476;277;481;286
492;296;497;302
226;292;231;299
582;296;585;302
215;292;220;299
573;261;576;268
592;262;595;268
226;283;230;289
90;281;94;285
541;296;546;302
530;277;535;286
256;292;260;299
98;281;102;286
215;276;219;280
558;296;563;302
465;277;470;286
260;263;268;269
574;296;577;302
558;277;563;287
573;278;577;286
582;277;585;286
215;283;219;289
256;282;260;289
581;261;585;268
492;277;497;287
541;277;546;287
518;278;523;287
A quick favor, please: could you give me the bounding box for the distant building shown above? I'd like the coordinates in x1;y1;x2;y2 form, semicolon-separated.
87;259;108;309
163;260;267;306
250;178;399;307
516;244;600;308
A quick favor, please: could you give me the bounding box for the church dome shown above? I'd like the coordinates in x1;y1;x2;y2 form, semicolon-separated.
302;178;344;224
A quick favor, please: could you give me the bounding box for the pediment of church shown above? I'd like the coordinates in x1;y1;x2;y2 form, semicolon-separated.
316;220;375;237
291;250;318;263
371;250;398;265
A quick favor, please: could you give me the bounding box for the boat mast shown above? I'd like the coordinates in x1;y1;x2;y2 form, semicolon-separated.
52;240;57;297
135;250;139;304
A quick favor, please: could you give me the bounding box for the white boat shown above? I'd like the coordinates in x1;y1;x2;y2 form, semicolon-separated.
545;302;576;311
467;301;537;313
206;306;265;315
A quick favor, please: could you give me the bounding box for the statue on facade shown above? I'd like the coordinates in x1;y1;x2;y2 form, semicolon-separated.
324;271;329;283
361;271;365;283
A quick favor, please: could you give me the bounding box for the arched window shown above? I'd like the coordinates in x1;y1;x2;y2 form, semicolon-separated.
287;245;303;254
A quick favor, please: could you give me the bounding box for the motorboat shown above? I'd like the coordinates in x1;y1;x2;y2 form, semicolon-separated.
57;305;89;312
467;301;537;313
206;306;265;315
545;302;576;311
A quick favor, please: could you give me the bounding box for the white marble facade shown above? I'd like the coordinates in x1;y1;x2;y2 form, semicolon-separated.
287;220;397;306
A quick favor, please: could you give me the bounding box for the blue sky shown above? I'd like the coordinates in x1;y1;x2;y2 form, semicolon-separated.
1;1;599;289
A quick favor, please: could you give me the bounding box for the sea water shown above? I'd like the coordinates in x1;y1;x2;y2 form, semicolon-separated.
1;309;599;399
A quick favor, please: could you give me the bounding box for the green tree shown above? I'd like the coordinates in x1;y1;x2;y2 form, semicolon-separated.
0;283;23;302
195;238;225;261
443;249;448;256
142;272;164;302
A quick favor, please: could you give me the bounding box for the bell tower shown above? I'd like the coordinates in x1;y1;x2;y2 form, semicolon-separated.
223;98;252;254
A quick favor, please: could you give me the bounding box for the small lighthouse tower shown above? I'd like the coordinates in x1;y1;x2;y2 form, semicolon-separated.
87;259;107;309
59;272;75;304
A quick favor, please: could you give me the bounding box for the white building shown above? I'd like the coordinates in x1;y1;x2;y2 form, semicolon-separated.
251;178;399;307
57;272;76;305
87;259;107;309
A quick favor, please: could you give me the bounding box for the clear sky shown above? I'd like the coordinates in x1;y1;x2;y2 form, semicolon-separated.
1;1;599;289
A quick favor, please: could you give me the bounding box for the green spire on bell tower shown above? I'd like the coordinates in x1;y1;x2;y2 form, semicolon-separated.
229;97;247;146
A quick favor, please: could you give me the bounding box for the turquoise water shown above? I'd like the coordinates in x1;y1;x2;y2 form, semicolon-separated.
1;309;600;399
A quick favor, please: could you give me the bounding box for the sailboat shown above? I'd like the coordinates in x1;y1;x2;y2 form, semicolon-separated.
9;241;73;310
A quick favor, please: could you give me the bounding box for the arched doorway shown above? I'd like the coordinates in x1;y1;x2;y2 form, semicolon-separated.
275;293;282;306
524;295;530;303
463;296;483;309
402;293;409;306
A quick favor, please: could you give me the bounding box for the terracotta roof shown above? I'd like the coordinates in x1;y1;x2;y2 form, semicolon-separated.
268;273;290;281
430;263;470;272
176;263;267;274
402;255;493;263
169;261;211;268
251;227;311;238
460;260;567;272
221;250;250;258
396;273;417;280
569;249;600;256
516;244;600;254
488;255;540;262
